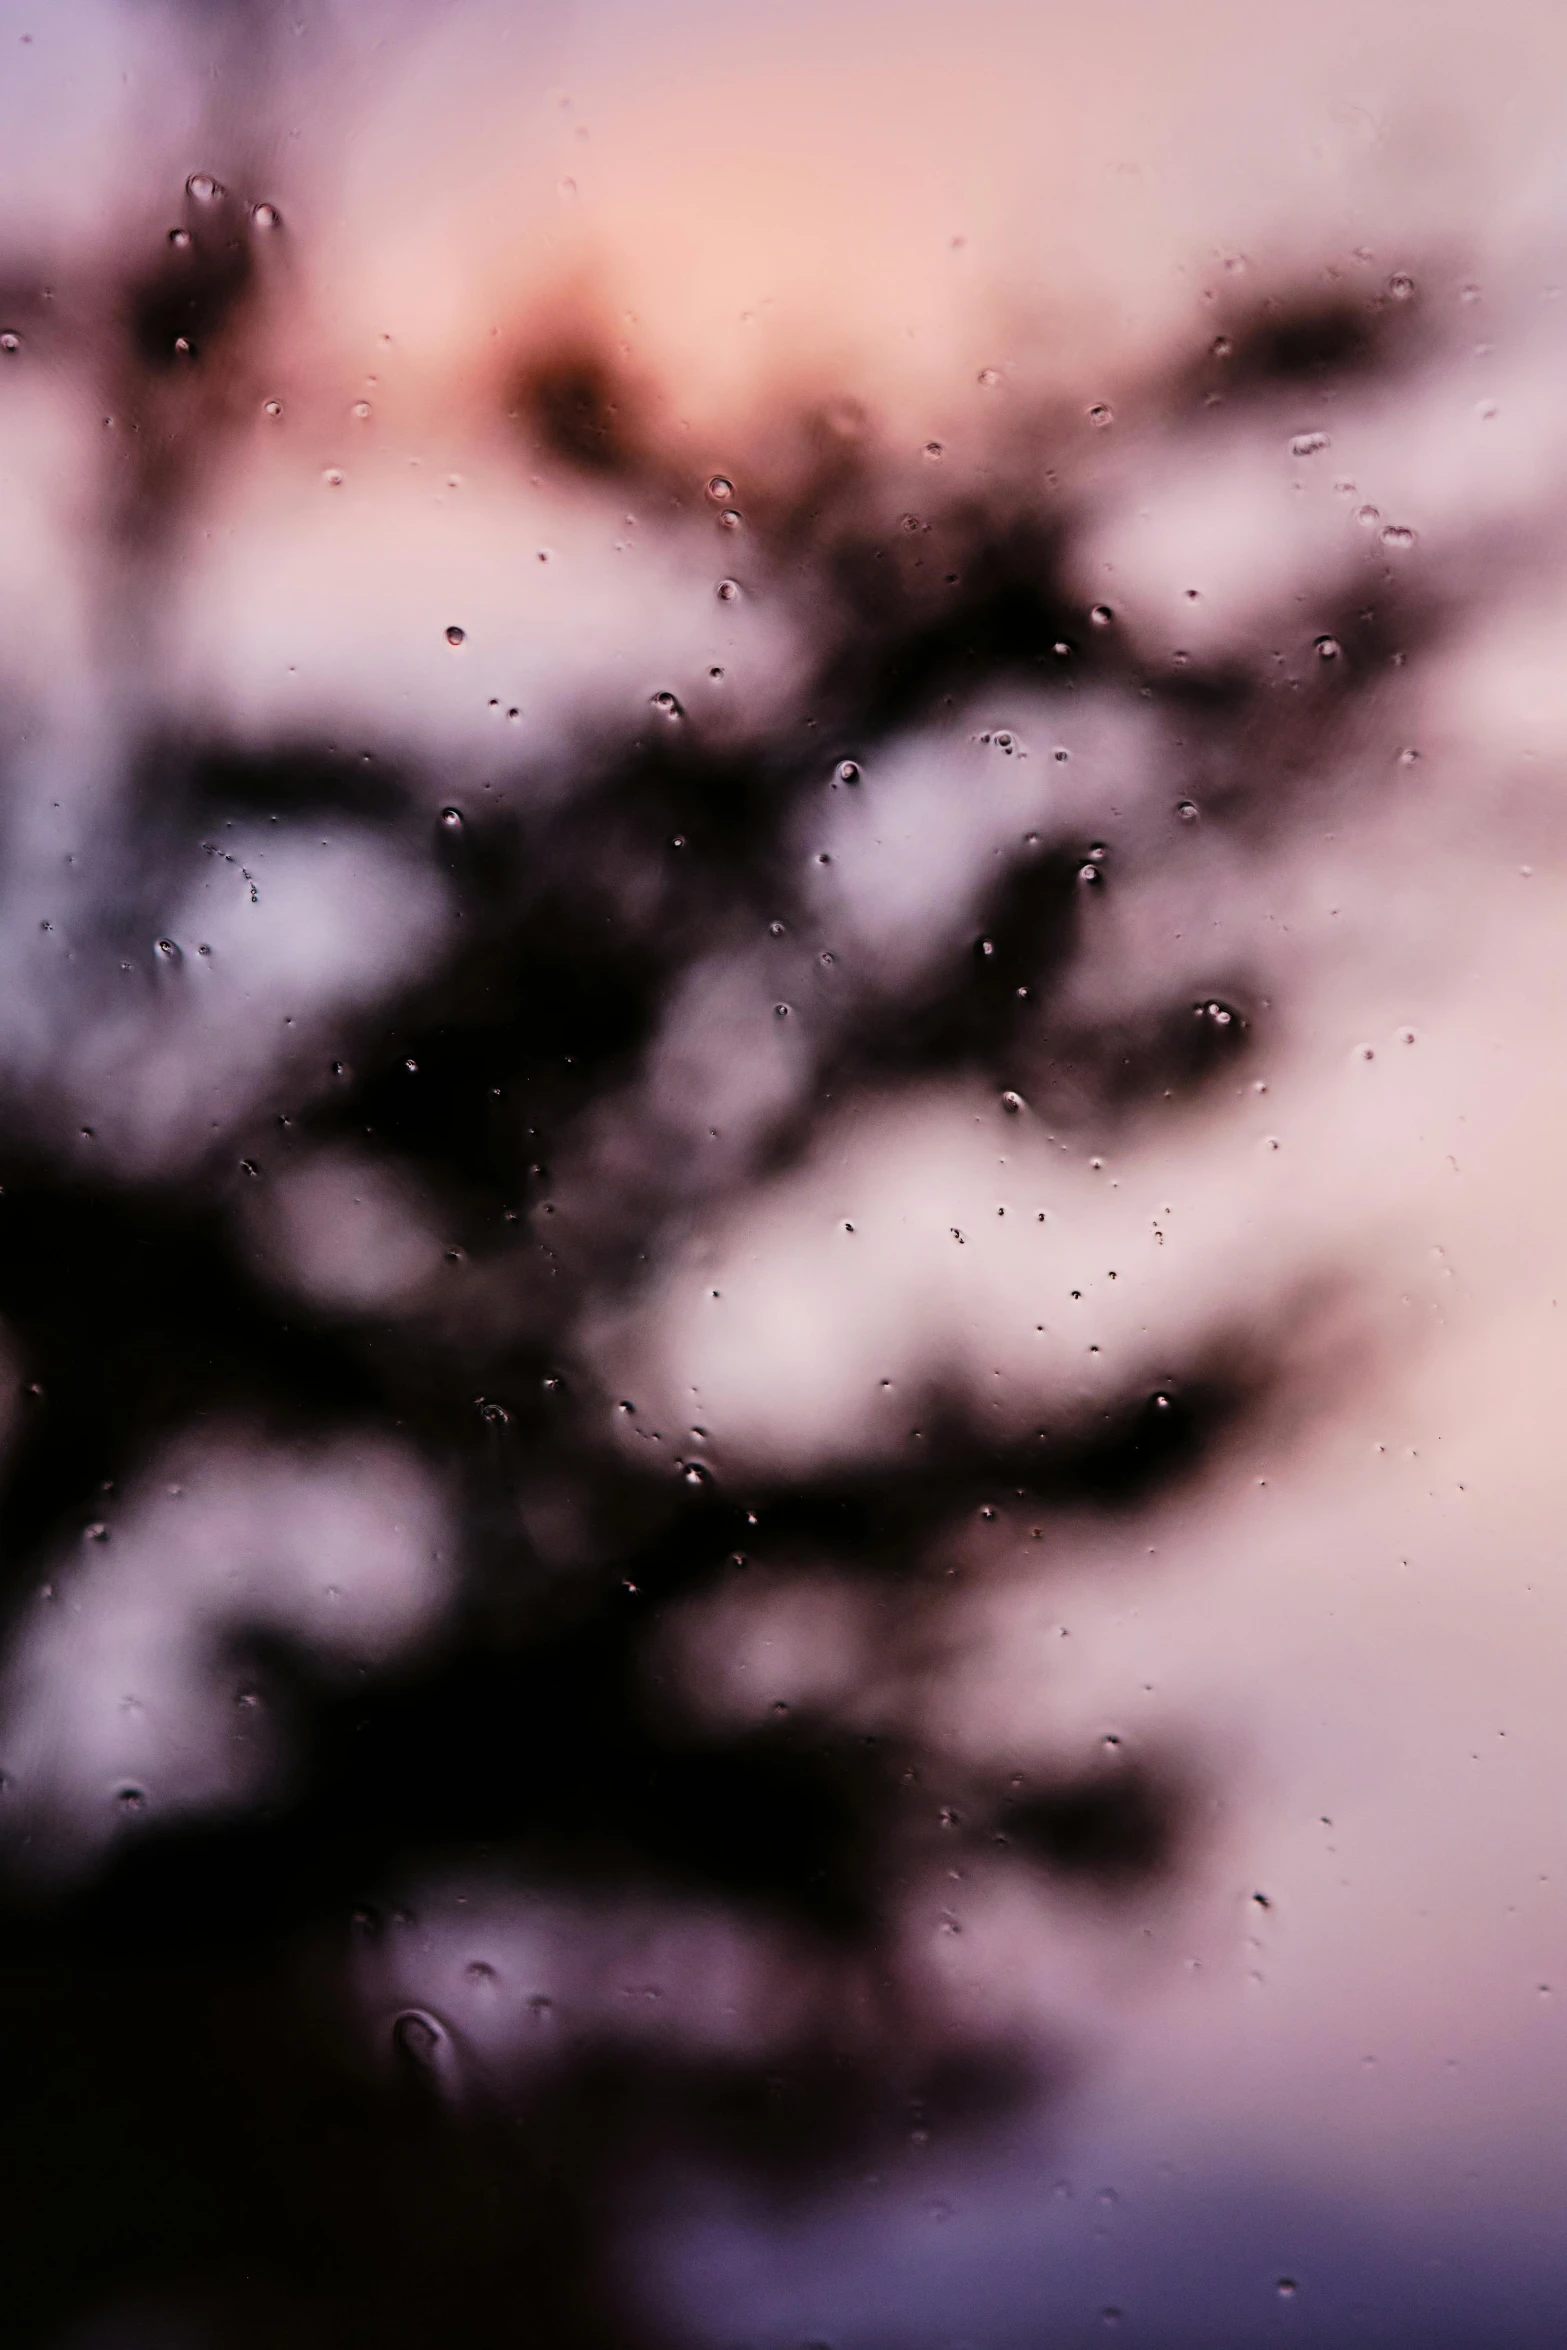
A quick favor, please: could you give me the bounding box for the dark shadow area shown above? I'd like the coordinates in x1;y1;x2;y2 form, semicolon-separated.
168;739;413;825
0;1177;381;1573
508;343;651;479
1180;266;1438;412
1000;1755;1186;1890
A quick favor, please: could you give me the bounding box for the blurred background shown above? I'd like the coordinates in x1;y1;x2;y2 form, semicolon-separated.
3;1;1567;2342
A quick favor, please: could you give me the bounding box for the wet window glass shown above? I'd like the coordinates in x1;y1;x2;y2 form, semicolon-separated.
2;3;1564;2345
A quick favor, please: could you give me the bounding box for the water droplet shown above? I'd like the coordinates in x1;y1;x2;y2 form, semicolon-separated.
1089;603;1114;628
651;690;683;718
717;508;742;530
477;1398;510;1426
1000;1089;1025;1114
1175;798;1199;822
1212;334;1233;357
706;475;734;503
187;172;223;202
1078;863;1102;885
977;367;1000;388
438;806;464;832
1387;271;1416;300
716;578;741;602
167;228;191;250
84;1521;109;1543
465;1960;496;1984
1380;524;1417;549
1355;504;1380;528
0;331;20;355
1276;2278;1298;2299
836;759;861;785
923;440;943;459
262;397;282;418
252;202;280;230
1290;430;1331;457
991;730;1015;753
1314;634;1341;660
773;1002;792;1019
352;400;372;421
1087;403;1113;428
1194;997;1236;1028
115;1783;145;1813
391;2009;444;2067
1398;745;1420;766
323;467;344;488
681;1461;711;1487
444;624;466;647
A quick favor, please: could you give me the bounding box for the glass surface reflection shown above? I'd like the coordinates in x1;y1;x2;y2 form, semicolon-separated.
4;2;1567;2344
